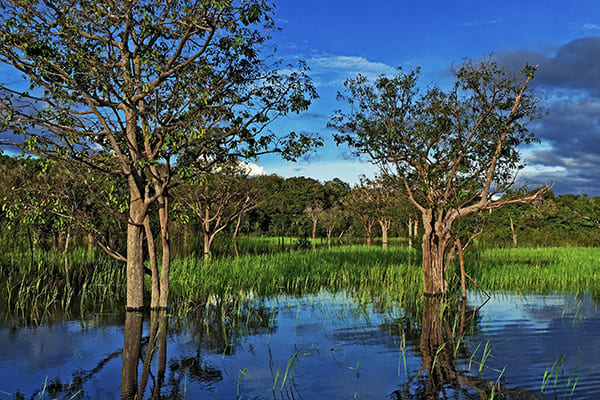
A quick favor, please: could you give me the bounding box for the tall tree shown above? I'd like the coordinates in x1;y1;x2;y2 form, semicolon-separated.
331;59;547;295
0;0;320;309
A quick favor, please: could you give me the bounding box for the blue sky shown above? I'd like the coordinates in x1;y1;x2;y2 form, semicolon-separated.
256;0;600;196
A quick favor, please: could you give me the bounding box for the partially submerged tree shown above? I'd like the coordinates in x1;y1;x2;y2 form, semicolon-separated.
331;59;547;295
320;205;344;247
304;205;323;242
176;167;258;260
0;0;320;309
343;182;378;246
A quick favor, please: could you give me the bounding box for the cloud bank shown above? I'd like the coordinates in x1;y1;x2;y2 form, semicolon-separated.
498;36;600;196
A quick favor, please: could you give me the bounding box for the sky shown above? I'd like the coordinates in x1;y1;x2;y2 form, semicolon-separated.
255;0;600;196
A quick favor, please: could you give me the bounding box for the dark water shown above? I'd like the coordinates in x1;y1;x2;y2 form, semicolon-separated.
0;291;597;399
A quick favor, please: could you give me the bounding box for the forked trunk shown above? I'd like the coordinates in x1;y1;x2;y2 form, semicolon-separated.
421;209;452;296
379;219;390;248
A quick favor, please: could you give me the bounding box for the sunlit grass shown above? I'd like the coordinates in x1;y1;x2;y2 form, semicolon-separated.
2;239;600;322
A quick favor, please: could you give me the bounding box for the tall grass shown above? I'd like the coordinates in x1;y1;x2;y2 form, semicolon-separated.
168;245;422;314
460;247;600;298
0;247;125;322
2;239;600;323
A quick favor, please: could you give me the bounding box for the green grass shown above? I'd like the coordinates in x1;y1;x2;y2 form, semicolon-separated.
2;239;600;322
0;247;125;322
461;247;600;297
168;245;422;313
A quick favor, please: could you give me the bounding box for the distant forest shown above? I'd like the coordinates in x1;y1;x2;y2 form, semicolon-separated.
1;155;599;258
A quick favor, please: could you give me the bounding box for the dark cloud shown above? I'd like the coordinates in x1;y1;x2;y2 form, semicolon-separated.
497;37;600;195
498;36;600;95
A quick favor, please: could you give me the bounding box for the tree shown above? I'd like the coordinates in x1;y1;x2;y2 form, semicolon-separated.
304;205;323;242
0;0;320;309
320;205;343;247
368;176;401;248
176;167;259;260
343;181;378;246
331;59;547;295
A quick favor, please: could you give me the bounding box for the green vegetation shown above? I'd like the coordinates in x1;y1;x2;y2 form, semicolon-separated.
465;247;600;296
2;241;599;323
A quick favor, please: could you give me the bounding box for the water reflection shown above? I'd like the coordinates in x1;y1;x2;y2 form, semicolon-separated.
393;296;538;399
2;292;600;399
120;311;167;399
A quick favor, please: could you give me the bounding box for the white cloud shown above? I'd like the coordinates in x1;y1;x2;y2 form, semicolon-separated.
582;23;600;30
308;55;396;86
241;161;268;176
263;159;378;184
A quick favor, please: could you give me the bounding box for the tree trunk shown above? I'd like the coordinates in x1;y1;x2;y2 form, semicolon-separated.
203;233;211;260
326;230;332;248
126;177;146;311
413;219;418;240
456;238;466;299
183;224;189;253
311;218;317;240
233;213;242;240
408;218;413;248
421;210;452;296
63;225;71;287
157;194;170;309
379;220;390;248
143;215;160;309
509;216;518;248
87;232;94;252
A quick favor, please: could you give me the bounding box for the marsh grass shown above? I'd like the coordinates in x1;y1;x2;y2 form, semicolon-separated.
2;240;600;323
168;245;422;315
460;247;600;298
0;247;125;322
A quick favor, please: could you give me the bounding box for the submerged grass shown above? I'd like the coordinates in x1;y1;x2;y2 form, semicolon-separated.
0;247;125;322
462;247;600;298
168;245;422;314
2;240;600;322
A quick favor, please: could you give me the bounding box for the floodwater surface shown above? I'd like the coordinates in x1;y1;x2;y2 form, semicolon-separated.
0;291;598;399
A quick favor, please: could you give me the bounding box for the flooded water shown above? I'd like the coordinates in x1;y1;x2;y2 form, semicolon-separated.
0;291;598;399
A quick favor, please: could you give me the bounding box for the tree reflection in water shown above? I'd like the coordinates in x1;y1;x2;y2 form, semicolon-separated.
120;310;167;400
391;296;538;400
120;296;275;399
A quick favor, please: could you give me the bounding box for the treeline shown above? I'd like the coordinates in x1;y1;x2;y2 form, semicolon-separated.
1;156;599;259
